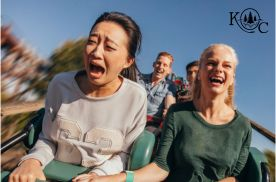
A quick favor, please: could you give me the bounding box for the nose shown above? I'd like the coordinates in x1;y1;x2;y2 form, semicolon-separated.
191;72;197;80
215;63;223;73
88;44;103;59
93;45;103;58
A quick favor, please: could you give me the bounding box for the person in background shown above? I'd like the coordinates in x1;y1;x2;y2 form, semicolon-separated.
137;52;176;132
177;60;199;102
9;11;147;182
89;43;252;182
186;60;199;86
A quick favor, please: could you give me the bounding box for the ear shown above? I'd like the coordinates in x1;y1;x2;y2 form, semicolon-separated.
123;57;134;68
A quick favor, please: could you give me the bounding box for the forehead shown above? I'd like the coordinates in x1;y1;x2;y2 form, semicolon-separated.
156;56;172;64
90;21;128;44
188;65;199;71
204;47;236;64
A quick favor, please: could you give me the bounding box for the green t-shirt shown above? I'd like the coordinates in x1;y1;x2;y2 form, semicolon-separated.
153;101;252;181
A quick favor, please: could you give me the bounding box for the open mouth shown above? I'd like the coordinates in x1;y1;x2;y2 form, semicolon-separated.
88;63;105;79
209;76;224;85
155;69;164;75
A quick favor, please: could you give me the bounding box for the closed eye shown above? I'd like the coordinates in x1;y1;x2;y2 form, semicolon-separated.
224;64;232;68
206;62;216;66
87;39;97;45
106;45;117;51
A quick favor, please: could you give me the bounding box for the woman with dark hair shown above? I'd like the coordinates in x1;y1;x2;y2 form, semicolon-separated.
90;44;252;182
9;12;146;182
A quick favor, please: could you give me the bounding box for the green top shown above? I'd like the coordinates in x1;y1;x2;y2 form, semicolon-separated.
153;101;252;182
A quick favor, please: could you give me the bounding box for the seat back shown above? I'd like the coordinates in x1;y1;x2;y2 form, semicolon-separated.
238;147;270;182
128;130;155;170
23;108;45;148
1;109;155;181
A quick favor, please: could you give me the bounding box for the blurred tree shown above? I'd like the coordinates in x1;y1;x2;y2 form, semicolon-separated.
30;38;87;97
264;150;275;182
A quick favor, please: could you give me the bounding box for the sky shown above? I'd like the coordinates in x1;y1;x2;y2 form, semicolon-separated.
2;0;275;150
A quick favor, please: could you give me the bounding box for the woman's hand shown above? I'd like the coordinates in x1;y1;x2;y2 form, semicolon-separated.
88;173;126;182
219;177;237;182
9;159;46;182
73;173;125;182
72;173;98;182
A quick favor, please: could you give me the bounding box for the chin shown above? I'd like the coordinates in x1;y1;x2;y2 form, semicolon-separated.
87;77;104;86
210;88;227;95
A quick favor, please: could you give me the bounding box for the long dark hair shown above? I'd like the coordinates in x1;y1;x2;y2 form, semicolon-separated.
91;12;142;81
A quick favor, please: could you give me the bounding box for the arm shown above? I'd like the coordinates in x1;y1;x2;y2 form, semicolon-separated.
163;95;175;118
73;163;168;182
218;124;252;182
219;177;237;182
89;152;128;176
20;78;61;167
89;106;176;182
84;91;148;176
231;126;252;176
163;81;177;118
9;77;61;182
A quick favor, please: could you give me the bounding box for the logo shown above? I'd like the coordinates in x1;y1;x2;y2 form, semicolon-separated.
229;8;268;33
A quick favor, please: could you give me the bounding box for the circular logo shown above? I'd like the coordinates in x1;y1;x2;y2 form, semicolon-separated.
239;8;261;30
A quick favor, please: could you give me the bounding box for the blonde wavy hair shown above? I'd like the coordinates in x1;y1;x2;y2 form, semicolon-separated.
192;44;239;109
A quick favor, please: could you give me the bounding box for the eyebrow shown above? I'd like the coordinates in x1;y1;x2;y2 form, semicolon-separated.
89;33;119;47
207;58;232;64
106;36;119;47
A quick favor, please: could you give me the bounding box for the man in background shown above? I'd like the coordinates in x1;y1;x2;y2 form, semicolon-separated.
138;52;176;131
177;60;199;102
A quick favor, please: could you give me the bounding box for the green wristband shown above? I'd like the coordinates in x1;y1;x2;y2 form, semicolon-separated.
125;170;134;182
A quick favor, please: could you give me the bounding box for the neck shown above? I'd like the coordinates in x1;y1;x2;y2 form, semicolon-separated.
193;92;234;124
77;74;123;97
151;74;163;86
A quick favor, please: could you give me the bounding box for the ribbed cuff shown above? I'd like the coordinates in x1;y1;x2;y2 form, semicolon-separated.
89;168;107;176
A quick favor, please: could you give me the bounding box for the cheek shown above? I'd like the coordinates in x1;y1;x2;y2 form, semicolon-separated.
85;45;93;55
83;53;88;67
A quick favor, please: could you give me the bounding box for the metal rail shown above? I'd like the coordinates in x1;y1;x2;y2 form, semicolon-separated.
250;120;275;143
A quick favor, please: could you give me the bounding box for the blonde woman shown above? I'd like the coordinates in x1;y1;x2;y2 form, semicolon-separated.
89;44;252;182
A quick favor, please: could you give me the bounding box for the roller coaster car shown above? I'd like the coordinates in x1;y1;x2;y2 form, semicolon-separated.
1;109;271;182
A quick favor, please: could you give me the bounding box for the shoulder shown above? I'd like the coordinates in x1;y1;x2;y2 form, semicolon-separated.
166;79;175;85
235;111;252;130
51;71;77;85
164;79;177;92
48;71;77;93
168;101;195;115
124;78;147;98
137;73;151;83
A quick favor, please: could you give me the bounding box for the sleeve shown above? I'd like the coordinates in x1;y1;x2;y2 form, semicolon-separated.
231;124;252;176
90;92;147;175
89;153;128;175
19;76;61;168
166;81;177;97
153;106;175;172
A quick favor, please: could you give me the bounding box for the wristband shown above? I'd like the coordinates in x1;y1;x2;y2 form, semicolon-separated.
125;170;134;182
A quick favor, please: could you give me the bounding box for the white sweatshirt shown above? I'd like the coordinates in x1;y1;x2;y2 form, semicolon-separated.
21;71;147;175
